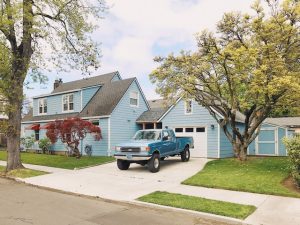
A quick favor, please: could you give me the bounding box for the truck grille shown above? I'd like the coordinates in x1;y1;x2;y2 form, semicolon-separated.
120;147;141;152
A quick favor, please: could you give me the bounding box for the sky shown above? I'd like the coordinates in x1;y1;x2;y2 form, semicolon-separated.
25;0;256;101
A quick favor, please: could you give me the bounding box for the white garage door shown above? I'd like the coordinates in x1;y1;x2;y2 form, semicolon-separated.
174;127;207;158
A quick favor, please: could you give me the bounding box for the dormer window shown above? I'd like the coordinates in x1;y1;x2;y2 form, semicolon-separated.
130;91;139;107
38;98;47;115
185;100;193;114
63;94;74;112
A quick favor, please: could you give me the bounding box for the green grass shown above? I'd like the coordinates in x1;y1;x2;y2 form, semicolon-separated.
138;191;256;219
0;165;48;178
183;157;300;198
0;151;115;170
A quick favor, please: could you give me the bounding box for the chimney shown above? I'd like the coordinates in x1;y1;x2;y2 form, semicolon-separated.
54;78;63;90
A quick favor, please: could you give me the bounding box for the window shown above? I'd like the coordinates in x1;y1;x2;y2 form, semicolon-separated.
185;100;192;114
34;130;39;141
162;131;169;141
38;98;47;114
130;91;138;107
175;128;183;133
185;128;194;132
63;94;74;112
196;127;205;132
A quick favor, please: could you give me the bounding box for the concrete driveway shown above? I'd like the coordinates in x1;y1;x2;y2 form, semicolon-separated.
22;157;209;201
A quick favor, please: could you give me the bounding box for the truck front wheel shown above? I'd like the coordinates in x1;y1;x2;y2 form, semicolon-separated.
148;153;160;173
181;146;190;162
117;159;130;170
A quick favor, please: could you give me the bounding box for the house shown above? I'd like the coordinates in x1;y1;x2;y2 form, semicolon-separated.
137;98;290;157
21;72;150;156
265;117;300;134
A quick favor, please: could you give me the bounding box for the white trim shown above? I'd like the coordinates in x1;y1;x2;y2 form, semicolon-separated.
21;115;111;124
134;78;151;110
275;127;279;155
37;98;47;115
256;127;277;155
108;117;111;156
62;93;74;112
80;90;83;111
129;91;139;107
33;89;81;99
217;123;220;158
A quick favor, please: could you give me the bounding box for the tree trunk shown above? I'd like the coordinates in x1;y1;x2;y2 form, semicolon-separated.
6;101;24;171
233;142;248;161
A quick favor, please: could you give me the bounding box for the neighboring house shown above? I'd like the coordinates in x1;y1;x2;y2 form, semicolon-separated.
137;98;290;158
21;72;149;156
265;117;300;134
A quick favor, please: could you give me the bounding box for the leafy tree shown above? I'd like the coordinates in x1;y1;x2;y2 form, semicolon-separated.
0;0;105;170
150;0;300;160
45;117;102;158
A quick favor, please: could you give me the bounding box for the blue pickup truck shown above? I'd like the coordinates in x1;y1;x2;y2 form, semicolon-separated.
114;129;194;173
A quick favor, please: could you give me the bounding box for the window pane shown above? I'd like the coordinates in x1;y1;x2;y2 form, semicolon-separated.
63;103;68;111
130;91;138;98
185;100;192;113
185;128;194;132
175;128;183;133
39;107;43;114
69;103;74;110
196;127;205;132
69;94;73;103
130;98;138;106
44;106;47;113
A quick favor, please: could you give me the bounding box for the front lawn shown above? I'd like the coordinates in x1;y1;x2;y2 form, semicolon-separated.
183;157;300;198
0;165;48;178
0;151;115;170
138;191;256;219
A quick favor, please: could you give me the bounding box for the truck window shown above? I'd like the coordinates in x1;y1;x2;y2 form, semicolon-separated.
162;131;169;140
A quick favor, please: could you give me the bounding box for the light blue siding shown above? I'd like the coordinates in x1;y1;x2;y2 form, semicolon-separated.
161;100;219;158
81;118;109;156
111;73;121;81
248;140;256;155
278;127;287;156
33;91;81;116
219;127;234;158
82;86;100;109
110;80;149;153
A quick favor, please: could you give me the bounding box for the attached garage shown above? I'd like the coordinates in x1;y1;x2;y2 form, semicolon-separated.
174;127;207;157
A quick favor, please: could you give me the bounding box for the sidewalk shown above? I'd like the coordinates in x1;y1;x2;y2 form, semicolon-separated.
3;158;300;225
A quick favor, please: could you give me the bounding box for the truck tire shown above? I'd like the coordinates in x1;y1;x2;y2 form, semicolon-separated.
148;153;160;173
117;159;130;170
181;146;190;162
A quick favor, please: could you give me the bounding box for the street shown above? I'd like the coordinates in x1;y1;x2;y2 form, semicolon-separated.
0;178;235;225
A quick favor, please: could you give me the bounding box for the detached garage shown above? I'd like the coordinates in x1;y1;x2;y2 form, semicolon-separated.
137;98;290;159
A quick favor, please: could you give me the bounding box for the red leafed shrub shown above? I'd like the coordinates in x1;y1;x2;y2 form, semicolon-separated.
45;117;102;158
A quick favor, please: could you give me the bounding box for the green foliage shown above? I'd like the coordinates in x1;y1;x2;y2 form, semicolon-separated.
21;135;35;149
138;191;256;219
283;136;300;187
183;157;300;198
150;0;300;160
38;137;51;150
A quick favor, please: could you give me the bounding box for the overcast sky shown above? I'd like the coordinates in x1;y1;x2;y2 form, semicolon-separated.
25;0;256;100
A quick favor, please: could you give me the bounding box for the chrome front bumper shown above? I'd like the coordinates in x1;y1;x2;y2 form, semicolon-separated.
114;154;152;161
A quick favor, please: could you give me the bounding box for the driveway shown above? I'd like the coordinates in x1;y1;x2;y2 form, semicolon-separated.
21;157;209;201
0;178;234;225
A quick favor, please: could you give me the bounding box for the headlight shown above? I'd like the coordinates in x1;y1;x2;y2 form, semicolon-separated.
140;146;150;151
115;146;121;151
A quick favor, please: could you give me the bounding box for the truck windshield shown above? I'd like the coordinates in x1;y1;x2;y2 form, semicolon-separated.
133;130;161;140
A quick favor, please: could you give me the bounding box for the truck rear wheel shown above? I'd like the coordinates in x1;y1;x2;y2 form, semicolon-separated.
181;146;190;162
148;153;160;173
117;159;130;170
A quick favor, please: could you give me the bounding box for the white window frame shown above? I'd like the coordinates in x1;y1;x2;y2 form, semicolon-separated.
130;91;139;107
38;98;47;115
184;100;193;115
62;94;74;112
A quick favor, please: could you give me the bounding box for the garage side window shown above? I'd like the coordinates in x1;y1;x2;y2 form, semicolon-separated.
185;100;192;114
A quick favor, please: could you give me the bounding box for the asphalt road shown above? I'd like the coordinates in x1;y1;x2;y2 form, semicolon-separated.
0;178;236;225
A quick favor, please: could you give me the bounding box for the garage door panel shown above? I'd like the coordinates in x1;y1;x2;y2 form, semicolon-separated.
258;130;275;142
174;126;207;158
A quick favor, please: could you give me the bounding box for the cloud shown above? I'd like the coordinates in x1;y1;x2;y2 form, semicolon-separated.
25;0;256;100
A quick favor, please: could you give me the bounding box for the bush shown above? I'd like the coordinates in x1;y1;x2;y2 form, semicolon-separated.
38;138;52;154
21;135;35;149
283;136;300;188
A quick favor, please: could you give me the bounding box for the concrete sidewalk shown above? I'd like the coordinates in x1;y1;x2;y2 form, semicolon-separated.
5;158;300;225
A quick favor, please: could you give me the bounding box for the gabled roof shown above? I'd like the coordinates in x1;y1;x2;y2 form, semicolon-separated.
51;71;119;94
22;75;136;122
265;117;300;127
136;99;170;123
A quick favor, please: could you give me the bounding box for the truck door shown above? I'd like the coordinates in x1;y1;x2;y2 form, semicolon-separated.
167;130;177;154
161;130;172;155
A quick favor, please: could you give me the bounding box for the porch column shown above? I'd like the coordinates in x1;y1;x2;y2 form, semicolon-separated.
142;123;146;130
154;123;157;129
